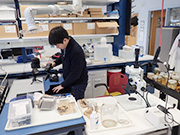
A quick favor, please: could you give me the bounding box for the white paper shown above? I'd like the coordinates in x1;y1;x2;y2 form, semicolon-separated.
63;23;72;30
13;102;27;116
87;23;95;29
5;26;16;33
39;24;49;31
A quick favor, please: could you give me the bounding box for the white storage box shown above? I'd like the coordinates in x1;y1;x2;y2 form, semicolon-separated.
119;50;134;60
8;98;32;127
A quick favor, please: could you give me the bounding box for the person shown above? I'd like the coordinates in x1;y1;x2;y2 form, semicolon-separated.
47;26;88;100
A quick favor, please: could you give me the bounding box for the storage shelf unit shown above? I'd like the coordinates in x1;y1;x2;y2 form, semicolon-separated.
0;0;127;62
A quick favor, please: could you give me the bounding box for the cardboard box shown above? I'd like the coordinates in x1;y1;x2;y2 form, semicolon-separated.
78;11;88;15
20;5;49;18
49;23;61;31
73;23;95;35
49;23;73;35
89;11;103;15
68;14;77;17
62;23;73;35
59;14;69;17
95;22;119;34
0;25;18;38
88;8;102;12
91;14;104;17
22;23;49;37
57;2;68;5
77;14;90;18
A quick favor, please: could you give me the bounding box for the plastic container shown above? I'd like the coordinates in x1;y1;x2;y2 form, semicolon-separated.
176;79;180;92
90;110;99;130
147;72;154;80
8;98;32;127
101;99;118;128
161;74;168;86
94;37;112;62
168;79;177;90
107;68;122;80
153;67;160;75
107;68;123;93
157;75;162;84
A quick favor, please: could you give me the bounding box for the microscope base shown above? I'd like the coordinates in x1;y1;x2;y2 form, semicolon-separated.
115;93;156;111
144;106;167;127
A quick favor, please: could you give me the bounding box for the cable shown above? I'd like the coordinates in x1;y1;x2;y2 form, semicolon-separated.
127;82;151;107
135;89;151;108
121;84;131;96
145;86;154;107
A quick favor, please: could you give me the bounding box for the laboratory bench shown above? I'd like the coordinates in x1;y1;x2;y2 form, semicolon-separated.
1;77;180;135
0;78;86;135
0;55;154;77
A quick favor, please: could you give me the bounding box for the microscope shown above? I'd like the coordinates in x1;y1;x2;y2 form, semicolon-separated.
125;48;146;105
31;57;42;84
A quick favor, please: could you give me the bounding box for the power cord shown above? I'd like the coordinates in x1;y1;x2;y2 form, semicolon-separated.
127;82;151;107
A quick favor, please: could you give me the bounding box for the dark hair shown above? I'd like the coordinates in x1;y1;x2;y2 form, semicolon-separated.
48;26;69;45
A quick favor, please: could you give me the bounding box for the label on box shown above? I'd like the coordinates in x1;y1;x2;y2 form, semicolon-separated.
39;24;49;31
63;23;72;30
5;26;16;33
87;23;95;29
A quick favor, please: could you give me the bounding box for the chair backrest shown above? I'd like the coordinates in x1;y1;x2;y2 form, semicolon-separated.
108;73;128;94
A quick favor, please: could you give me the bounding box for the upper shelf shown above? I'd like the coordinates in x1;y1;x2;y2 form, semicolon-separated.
20;16;119;21
0;18;16;22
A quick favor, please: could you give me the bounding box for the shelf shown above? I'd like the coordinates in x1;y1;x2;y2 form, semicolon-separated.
22;33;118;40
0;34;117;48
144;77;180;101
20;16;119;21
0;18;16;22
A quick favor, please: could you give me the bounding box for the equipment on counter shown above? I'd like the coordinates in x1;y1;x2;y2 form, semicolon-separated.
125;48;148;106
44;63;59;82
94;37;112;62
37;95;56;111
31;57;42;84
101;99;118;128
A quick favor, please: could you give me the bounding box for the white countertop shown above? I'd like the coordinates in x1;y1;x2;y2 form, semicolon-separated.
82;94;180;135
0;55;153;76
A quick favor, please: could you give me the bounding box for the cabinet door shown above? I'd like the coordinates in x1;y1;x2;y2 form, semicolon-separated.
84;76;93;99
85;70;107;98
93;77;107;97
92;70;107;98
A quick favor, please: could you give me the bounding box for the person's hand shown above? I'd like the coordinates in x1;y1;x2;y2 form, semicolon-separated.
47;61;56;67
52;85;64;93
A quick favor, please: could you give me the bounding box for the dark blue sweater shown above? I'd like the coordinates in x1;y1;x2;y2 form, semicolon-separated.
54;37;88;88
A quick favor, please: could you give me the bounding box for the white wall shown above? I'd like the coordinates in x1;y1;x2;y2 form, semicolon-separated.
132;0;180;54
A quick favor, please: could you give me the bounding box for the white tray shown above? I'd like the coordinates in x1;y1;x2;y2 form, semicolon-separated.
5;96;82;131
78;97;134;133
